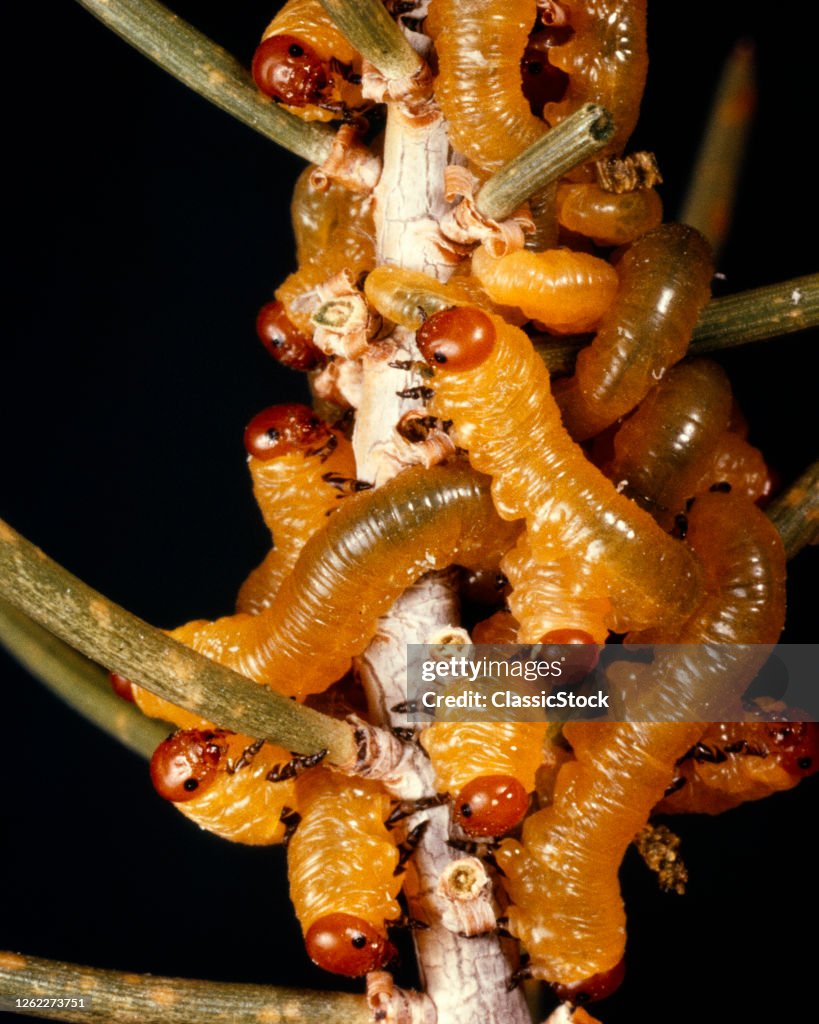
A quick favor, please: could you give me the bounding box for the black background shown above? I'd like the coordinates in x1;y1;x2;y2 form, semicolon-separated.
1;2;816;1021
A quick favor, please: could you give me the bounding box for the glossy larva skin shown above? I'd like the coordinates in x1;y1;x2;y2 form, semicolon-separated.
555;182;662;245
289;769;401;974
471;245;618;334
556;224;715;440
429;0;646;171
276;167;375;335
498;493;786;988
427;310;704;633
237;430;356;614
605;358;734;527
143;465;519;701
421;722;548;795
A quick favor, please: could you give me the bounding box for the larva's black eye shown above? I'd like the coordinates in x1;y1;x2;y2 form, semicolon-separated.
305;913;395;977
150;730;226;803
765;722;819;778
454;775;529;837
244;404;331;460
252;35;328;106
256;301;324;371
416;308;496;372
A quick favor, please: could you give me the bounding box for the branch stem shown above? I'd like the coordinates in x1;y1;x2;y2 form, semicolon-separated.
0;519;356;764
767;461;819;560
74;0;336;163
533;274;819;375
0;598;168;760
679;40;756;256
318;0;423;80
476;104;615;222
0;951;369;1024
689;274;819;353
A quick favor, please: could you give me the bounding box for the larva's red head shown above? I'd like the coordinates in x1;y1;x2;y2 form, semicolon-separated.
109;671;135;703
765;722;819;778
244;404;331;460
454;775;529;837
252;35;328;107
150;729;227;803
256;301;323;371
552;958;626;1005
539;629;601;686
305;913;395;976
416;308;496;372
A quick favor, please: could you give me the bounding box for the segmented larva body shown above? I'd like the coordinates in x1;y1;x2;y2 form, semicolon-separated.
688;429;771;504
657;721;819;816
150;729;297;845
142;465;520;702
555;182;662;246
543;1;648;160
502;533;611;643
237;428;356;614
418;309;703;633
428;0;547;172
471;610;521;644
606;359;733;528
498;721;702;987
276;168;375;335
422;723;548;795
470;245;618;334
255;0;365;122
422;722;547;836
363;265;521;331
555;224;714;440
496;493;786;988
289;769;401;976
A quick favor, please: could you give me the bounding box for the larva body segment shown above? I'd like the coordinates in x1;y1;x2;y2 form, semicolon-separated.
502;532;611;643
424;311;703;633
237;430;356;614
556;224;714;440
363;265;520;331
606;359;733;528
470;245;618;334
289;769;401;974
421;722;548;796
471;610;521;644
657;721;816;816
428;0;546;172
257;0;365;122
497;495;786;987
498;721;702;986
689;430;771;504
152;730;297;845
544;0;648;160
277;168;375;335
143;465;520;701
556;182;662;245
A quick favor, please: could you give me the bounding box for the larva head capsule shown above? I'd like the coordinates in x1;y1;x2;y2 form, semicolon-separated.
150;729;227;803
552;957;626;1005
256;301;324;371
766;722;819;778
416;308;496;372
252;35;328;107
454;775;530;837
244;404;331;460
305;913;396;977
108;671;135;703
